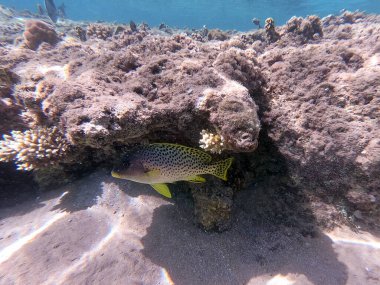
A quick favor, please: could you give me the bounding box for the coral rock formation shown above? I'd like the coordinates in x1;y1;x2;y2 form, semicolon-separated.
190;178;233;232
23;20;60;50
259;12;380;224
285;15;323;43
264;18;280;43
75;26;87;41
0;7;379;230
87;24;113;40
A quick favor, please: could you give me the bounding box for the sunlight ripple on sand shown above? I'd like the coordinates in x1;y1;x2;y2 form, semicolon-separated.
160;268;175;285
328;233;380;249
43;208;121;285
265;274;296;285
0;212;68;264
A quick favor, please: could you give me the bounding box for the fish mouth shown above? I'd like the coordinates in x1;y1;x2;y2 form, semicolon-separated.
111;171;123;179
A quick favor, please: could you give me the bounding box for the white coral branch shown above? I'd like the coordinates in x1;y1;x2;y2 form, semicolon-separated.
0;127;69;171
199;129;225;154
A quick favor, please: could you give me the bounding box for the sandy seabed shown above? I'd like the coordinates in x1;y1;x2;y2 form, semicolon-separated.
0;170;379;285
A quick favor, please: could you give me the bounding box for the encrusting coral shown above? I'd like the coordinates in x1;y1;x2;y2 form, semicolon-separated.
87;24;113;40
23;20;60;50
75;26;87;41
285;15;323;42
0;127;69;171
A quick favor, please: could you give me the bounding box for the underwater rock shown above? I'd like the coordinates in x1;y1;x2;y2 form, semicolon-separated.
191;32;204;42
190;178;233;232
213;47;263;92
33;165;74;189
196;80;260;152
113;51;140;72
1;6;379;230
207;29;228;41
0;68;24;134
30;32;261;154
285;15;323;43
259;12;380;223
23;20;60;50
0;67;16;99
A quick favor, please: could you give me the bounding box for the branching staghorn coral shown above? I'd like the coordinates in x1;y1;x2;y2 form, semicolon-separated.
0;127;69;171
199;129;225;154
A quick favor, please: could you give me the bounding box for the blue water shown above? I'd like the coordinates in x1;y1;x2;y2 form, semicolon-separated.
1;0;380;30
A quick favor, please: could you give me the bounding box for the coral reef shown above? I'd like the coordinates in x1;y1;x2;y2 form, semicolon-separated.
0;127;69;171
0;7;379;231
86;24;113;40
0;68;24;134
207;29;229;41
264;18;280;43
258;12;380;225
75;26;87;41
285;15;323;43
190;178;233;232
23;20;60;50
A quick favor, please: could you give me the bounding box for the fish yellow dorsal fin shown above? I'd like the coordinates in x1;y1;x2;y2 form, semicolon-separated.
151;183;172;198
185;175;206;183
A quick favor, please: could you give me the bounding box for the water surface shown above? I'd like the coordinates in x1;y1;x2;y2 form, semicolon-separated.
1;0;379;30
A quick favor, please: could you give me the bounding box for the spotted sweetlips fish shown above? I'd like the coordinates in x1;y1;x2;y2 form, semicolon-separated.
111;143;233;198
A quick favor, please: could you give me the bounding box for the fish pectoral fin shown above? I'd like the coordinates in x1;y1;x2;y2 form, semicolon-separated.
151;183;172;198
146;169;161;178
185;175;206;183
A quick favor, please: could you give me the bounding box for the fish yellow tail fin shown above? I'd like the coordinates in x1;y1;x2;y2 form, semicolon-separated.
209;158;234;181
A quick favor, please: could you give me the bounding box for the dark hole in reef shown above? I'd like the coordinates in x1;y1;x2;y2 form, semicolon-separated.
234;126;318;237
150;64;161;74
78;115;91;124
133;86;144;95
235;87;319;236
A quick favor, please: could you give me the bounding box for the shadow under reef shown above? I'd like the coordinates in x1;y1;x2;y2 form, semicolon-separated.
50;169;108;213
0;162;39;208
140;128;349;285
0;162;45;221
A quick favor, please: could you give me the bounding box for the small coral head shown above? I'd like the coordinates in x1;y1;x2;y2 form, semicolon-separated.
265;18;275;30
